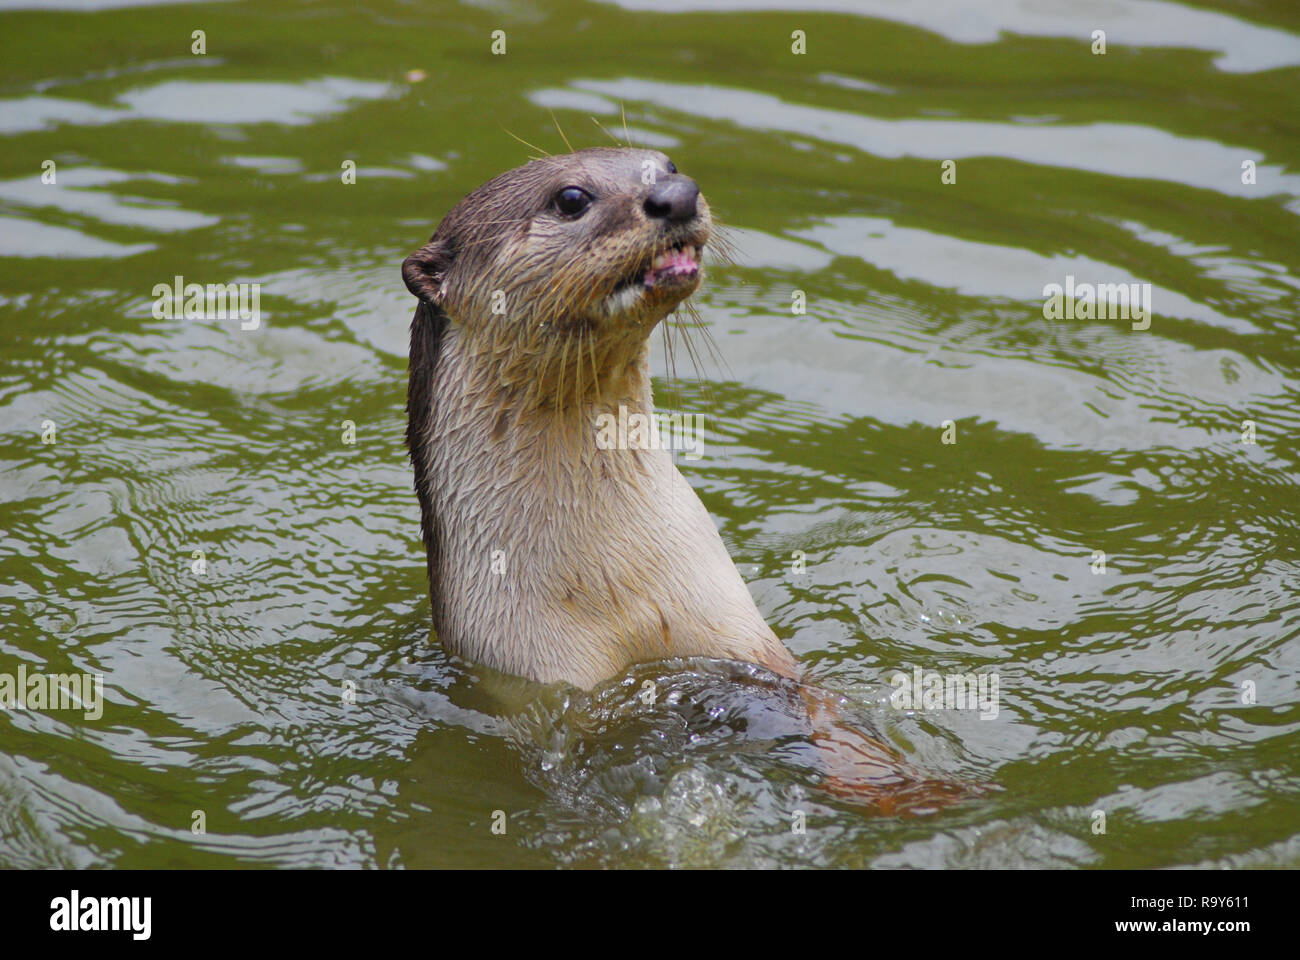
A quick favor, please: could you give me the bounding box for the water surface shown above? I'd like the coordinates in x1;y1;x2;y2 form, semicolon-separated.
1;0;1298;868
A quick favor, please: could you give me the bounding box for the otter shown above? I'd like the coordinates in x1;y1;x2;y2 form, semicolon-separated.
402;147;975;813
403;147;797;689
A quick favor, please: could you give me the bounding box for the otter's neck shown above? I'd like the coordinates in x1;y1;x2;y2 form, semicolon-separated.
410;316;794;688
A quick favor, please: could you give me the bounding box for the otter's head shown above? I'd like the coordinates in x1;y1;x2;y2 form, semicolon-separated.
403;147;711;393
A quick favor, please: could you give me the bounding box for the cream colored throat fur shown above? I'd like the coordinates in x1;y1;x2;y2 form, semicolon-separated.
422;325;797;689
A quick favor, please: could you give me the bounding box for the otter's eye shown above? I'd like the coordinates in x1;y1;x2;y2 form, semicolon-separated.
665;160;678;174
554;186;593;218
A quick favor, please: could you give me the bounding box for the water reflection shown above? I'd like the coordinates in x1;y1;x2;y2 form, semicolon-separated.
600;0;1300;72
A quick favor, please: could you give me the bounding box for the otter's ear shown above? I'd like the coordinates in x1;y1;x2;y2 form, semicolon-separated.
403;238;454;305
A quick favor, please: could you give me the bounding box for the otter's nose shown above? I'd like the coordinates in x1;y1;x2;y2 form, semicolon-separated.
644;176;700;222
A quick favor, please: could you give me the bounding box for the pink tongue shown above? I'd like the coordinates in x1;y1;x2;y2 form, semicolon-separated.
644;248;698;287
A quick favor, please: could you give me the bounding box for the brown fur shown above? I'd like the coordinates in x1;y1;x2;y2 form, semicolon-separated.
401;147;979;813
404;148;797;688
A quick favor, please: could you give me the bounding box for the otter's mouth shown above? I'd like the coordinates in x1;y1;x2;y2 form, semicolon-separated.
616;241;703;296
596;238;707;320
643;242;702;289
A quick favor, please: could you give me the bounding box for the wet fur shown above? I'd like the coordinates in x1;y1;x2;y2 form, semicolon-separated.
401;147;979;813
404;148;796;687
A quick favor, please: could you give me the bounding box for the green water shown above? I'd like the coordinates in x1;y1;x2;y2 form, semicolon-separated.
1;0;1298;869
